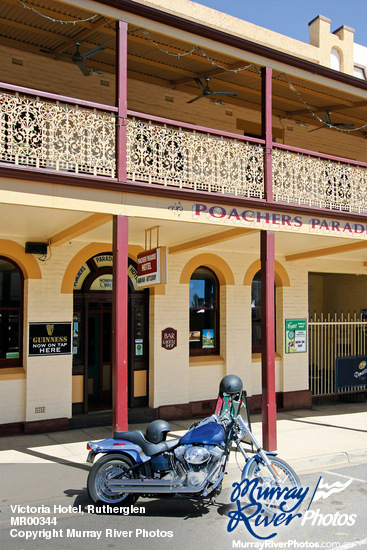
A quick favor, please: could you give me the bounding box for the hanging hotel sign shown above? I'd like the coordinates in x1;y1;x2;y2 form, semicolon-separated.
28;323;72;356
137;247;167;287
285;319;307;353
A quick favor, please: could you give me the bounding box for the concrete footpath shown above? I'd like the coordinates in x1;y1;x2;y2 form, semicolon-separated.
0;401;366;483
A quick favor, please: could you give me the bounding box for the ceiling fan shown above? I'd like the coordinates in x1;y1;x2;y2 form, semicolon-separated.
308;111;355;132
187;77;238;104
41;40;105;76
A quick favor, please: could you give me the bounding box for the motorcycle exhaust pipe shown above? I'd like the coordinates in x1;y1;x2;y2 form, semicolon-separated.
107;462;221;494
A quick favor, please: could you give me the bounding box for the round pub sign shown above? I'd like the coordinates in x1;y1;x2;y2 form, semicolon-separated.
162;327;177;350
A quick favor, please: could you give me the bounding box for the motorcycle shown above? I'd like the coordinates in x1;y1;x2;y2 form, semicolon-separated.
86;375;300;514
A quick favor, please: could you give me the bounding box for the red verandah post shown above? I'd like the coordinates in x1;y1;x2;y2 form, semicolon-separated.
112;20;129;432
260;230;277;451
112;215;129;432
261;66;276;451
116;20;128;182
262;66;273;202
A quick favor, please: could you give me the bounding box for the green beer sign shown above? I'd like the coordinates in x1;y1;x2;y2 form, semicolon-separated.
285;319;307;354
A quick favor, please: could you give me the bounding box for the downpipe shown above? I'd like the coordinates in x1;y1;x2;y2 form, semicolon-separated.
107;461;222;494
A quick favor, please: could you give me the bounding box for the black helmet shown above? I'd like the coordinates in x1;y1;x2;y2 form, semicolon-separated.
219;375;243;397
145;419;171;444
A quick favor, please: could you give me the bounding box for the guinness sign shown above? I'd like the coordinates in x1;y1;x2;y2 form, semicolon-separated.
29;322;72;356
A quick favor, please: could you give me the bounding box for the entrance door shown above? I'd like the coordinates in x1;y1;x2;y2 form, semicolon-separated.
87;302;112;411
72;254;149;414
129;293;149;407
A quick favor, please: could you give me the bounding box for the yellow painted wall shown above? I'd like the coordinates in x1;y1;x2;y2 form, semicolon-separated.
1;229;367;423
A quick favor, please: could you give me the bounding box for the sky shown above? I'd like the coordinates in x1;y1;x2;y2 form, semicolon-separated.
193;0;367;47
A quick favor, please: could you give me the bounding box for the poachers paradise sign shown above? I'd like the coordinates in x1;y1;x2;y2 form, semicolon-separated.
191;202;367;238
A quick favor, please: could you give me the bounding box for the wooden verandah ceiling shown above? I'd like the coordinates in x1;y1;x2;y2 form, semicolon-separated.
1;201;367;265
0;0;366;134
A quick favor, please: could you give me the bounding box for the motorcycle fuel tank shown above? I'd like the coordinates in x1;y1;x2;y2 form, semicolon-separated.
179;420;225;445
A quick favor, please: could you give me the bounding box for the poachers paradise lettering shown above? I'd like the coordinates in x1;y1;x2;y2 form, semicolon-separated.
192;203;367;237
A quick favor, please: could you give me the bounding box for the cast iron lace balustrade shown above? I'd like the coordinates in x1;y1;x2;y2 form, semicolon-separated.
272;148;367;214
0;92;116;177
126;118;265;198
1;90;366;214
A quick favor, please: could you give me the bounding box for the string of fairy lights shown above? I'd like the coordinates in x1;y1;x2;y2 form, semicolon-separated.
14;0;367;133
17;0;99;24
274;72;367;133
140;28;367;134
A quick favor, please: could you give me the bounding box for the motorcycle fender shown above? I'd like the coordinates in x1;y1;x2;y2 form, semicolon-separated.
241;451;277;481
86;437;150;464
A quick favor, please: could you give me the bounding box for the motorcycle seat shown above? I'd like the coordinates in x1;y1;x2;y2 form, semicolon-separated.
113;429;180;457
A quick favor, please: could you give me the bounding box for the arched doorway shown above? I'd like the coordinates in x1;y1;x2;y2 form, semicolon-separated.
73;253;149;413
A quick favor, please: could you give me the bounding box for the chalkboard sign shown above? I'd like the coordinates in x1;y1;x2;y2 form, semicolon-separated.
336;355;367;390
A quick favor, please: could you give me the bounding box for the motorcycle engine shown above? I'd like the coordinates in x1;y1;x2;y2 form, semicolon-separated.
174;444;224;488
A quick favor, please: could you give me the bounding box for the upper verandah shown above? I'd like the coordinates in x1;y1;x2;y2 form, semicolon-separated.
0;0;366;210
131;0;354;70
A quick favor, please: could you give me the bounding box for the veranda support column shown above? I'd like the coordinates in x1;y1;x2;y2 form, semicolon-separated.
262;66;273;202
116;20;128;182
112;215;129;432
260;230;277;451
260;65;276;450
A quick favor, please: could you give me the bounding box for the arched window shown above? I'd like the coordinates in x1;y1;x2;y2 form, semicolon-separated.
330;48;341;71
251;270;276;353
0;257;23;366
189;266;219;355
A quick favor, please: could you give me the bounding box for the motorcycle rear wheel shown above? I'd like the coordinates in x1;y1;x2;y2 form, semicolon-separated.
88;453;139;506
245;456;301;515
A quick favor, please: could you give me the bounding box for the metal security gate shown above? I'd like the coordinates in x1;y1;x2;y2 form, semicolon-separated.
309;313;367;396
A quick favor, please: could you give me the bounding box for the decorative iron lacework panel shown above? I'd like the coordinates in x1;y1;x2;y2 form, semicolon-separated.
273;149;367;213
0;93;116;177
126;118;264;198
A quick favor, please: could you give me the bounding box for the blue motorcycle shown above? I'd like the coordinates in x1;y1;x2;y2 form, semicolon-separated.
86;375;300;513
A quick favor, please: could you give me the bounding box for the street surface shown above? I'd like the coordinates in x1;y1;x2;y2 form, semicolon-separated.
1;454;366;550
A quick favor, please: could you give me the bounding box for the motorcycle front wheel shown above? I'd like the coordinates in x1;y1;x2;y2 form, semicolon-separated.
87;453;139;506
245;456;301;515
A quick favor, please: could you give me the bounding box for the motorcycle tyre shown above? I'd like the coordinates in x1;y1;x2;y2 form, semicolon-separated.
245;456;300;515
88;453;139;506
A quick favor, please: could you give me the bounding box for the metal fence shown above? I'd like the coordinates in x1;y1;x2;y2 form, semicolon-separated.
309;312;367;396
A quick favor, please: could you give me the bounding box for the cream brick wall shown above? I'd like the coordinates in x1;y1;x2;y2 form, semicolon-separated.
0;379;25;423
0;239;99;424
318;273;367;316
280;263;309;393
0;45;115;105
309;273;326;315
3;231;367;420
24;243;78;422
148;246;311;407
149;255;190;407
222;285;251;383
